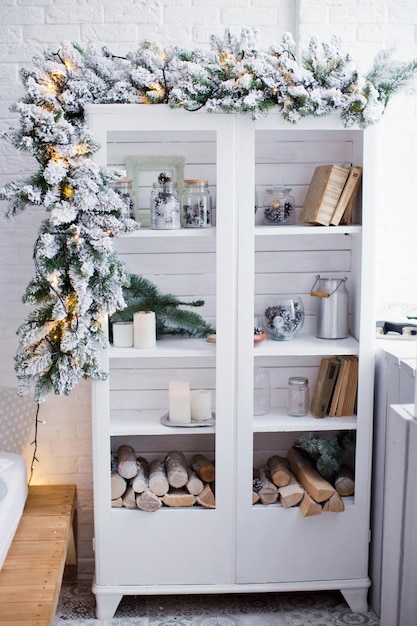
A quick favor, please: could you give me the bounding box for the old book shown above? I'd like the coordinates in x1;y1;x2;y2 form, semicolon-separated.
330;166;362;226
340;355;358;416
310;357;340;418
299;164;350;226
328;356;350;417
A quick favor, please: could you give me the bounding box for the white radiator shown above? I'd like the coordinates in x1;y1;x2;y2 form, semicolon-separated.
380;404;417;626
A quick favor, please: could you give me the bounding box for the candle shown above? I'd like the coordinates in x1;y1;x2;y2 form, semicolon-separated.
191;389;212;421
112;321;133;347
133;311;156;349
168;380;191;424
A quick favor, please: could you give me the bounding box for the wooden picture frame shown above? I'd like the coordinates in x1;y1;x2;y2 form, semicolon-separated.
125;156;186;223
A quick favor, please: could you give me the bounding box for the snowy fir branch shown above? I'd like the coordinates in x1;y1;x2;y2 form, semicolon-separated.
1;29;416;401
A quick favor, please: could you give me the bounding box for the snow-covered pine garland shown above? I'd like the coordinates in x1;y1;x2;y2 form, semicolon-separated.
1;29;416;402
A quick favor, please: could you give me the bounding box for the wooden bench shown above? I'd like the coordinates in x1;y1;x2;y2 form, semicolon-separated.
0;484;77;626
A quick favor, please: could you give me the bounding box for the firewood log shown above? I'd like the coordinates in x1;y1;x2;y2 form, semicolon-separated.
162;489;196;507
136;489;162;512
258;467;279;504
335;464;355;497
252;491;260;504
132;456;149;494
165;451;189;488
287;448;335;503
323;491;345;512
111;497;123;508
190;454;215;483
267;455;291;487
117;444;138;479
122;485;137;509
148;458;169;496
186;468;204;496
278;474;304;508
196;483;215;508
299;491;322;517
111;471;127;500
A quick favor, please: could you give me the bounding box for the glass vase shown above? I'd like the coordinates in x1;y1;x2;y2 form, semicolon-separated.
263;296;305;341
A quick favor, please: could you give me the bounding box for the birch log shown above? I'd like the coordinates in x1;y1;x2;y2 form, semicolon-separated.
111;471;127;500
132;456;149;493
122;485;137;509
190;454;215;483
299;491;322;517
287;448;335;503
117;444;138;479
162;489;196;507
258;467;279;504
196;483;216;508
335;465;355;497
136;490;162;512
165;451;189;488
278;474;304;508
186;468;204;496
267;455;291;487
148;458;169;496
323;491;345;512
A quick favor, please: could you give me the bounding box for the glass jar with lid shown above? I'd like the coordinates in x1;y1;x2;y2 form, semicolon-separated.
287;376;309;416
111;178;135;219
150;173;181;230
182;179;212;228
263;185;295;225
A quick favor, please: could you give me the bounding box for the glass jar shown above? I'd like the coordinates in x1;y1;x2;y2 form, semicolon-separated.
253;367;270;416
111;178;134;219
182;179;212;228
150;173;181;230
263;296;305;341
287;376;309;416
263;185;295;225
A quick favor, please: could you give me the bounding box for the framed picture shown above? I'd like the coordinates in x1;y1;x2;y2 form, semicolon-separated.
125;156;186;224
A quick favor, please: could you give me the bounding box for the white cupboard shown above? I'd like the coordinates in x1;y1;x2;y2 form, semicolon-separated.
87;105;376;619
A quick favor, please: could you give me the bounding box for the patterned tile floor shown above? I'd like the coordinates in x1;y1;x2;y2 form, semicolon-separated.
54;581;380;625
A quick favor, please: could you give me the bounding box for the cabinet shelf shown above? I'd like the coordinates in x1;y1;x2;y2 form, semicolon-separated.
110;409;216;436
253;334;358;357
254;224;362;236
125;227;216;239
254;410;357;433
109;337;215;360
109;334;358;360
123;224;361;238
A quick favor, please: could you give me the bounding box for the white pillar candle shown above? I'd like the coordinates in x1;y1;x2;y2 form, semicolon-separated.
133;311;156;349
191;389;212;421
112;321;134;348
99;314;109;339
168;380;191;424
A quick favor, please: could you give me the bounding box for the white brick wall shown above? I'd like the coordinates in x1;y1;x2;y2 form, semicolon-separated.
0;0;416;576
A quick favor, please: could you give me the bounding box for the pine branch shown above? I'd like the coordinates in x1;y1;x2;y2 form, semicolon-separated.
112;274;214;338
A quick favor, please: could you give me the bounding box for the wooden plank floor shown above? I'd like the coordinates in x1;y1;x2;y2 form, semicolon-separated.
0;484;76;626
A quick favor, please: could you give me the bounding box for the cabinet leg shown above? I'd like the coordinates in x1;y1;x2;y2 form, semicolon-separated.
94;591;123;619
341;587;369;613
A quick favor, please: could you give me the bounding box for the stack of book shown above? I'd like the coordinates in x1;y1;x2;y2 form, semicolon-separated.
310;355;359;418
299;164;362;226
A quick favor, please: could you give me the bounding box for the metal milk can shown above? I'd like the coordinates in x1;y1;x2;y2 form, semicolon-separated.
310;275;349;339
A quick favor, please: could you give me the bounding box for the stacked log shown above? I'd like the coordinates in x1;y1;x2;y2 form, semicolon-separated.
111;446;216;512
253;448;354;516
112;445;353;516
